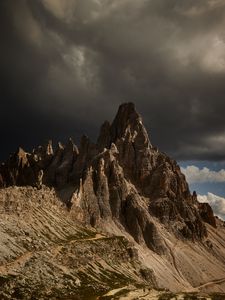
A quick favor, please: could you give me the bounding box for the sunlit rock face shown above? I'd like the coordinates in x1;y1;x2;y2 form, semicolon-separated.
0;103;216;251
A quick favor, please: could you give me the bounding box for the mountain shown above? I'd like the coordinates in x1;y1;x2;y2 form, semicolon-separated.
0;103;225;299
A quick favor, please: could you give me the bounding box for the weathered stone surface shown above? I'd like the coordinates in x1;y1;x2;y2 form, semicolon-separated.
54;139;78;187
1;103;225;298
122;193;166;254
0;103;217;250
198;202;217;228
0;186;154;300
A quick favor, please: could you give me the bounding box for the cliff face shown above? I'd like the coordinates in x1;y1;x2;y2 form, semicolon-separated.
1;103;225;296
0;103;215;251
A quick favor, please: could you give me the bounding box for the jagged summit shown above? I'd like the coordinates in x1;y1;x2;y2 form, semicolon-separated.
0;103;225;296
0;103;217;245
98;102;151;150
110;102;147;141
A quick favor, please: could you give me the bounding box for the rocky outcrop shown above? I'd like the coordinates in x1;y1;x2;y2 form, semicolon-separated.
0;147;36;187
0;103;217;252
198;202;217;228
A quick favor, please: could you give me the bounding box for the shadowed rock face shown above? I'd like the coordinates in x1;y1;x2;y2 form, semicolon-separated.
0;103;216;252
198;202;217;228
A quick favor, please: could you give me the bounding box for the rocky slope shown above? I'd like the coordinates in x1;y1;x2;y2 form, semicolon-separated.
0;186;155;299
0;103;225;298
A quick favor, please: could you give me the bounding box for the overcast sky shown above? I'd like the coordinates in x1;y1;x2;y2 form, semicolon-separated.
1;0;225;161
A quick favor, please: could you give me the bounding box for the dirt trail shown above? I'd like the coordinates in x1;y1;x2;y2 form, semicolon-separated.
68;233;106;243
195;277;225;290
0;251;33;274
164;239;184;280
0;233;106;275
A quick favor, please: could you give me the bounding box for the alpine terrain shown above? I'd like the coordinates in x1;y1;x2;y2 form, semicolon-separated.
0;103;225;299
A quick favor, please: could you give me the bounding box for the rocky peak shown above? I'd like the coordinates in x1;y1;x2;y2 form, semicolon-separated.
97;121;111;151
17;146;27;158
46;140;54;156
97;102;151;150
16;147;29;168
37;140;54;157
97;103;154;187
111;102;142;139
198;202;217;228
0;103;218;252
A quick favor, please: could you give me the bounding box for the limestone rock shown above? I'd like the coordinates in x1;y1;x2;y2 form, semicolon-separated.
198;202;217;228
55;138;78;187
0;103;217;251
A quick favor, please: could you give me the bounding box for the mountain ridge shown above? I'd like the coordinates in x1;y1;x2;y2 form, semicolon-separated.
0;103;215;240
0;103;225;297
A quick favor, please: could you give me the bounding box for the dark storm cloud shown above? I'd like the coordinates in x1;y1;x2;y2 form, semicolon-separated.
1;0;225;160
